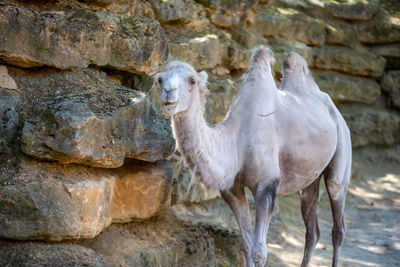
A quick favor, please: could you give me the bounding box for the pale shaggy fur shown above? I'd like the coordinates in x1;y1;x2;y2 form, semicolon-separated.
156;46;352;267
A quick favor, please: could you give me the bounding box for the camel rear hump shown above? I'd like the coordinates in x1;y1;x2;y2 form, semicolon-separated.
280;52;321;94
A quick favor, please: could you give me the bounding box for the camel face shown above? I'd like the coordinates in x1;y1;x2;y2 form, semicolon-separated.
156;62;208;116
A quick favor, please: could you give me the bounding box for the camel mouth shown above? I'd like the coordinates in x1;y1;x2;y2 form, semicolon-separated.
163;101;177;107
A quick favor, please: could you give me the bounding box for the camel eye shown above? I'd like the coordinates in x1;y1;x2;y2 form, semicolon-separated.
158;77;163;85
189;77;196;86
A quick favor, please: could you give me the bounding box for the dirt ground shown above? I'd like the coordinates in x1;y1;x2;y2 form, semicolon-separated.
263;151;400;267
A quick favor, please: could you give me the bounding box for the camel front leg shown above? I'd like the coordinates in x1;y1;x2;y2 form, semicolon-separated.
221;185;254;267
251;180;278;267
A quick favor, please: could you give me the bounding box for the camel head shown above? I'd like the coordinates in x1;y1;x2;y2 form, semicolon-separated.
155;61;208;116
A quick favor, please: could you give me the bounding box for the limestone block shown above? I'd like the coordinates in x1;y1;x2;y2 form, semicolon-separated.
206;0;258;27
369;43;400;69
80;217;215;267
149;0;207;23
168;34;223;70
324;0;379;20
0;241;109;267
0;88;20;153
14;68;174;168
250;7;326;46
381;70;400;109
340;106;400;148
0;157;115;241
325;19;359;47
111;160;174;222
356;9;400;44
313;71;381;104
0;65;18;91
0;2;167;74
314;45;386;78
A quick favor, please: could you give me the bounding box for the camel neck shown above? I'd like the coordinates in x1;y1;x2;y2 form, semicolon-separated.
172;102;240;190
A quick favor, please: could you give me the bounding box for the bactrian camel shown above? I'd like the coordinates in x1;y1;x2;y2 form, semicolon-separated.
155;46;351;267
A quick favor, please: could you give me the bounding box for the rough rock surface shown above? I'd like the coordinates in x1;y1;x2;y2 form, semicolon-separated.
0;157;115;241
340;106;400;148
381;70;400;109
168;34;223;70
10;68;174;168
0;88;20;153
314;71;381;104
369;43;400;69
314;45;386;78
149;0;206;23
80;215;215;267
325;19;358;47
111;160;174;222
206;0;258;27
251;7;326;46
0;241;109;267
0;2;167;74
0;65;18;90
324;0;380;21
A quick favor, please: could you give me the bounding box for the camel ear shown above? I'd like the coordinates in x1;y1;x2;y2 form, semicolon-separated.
198;71;208;87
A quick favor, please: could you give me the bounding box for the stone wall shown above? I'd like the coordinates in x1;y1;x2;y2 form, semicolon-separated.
0;0;399;266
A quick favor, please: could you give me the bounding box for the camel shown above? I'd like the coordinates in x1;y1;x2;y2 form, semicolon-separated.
155;46;351;267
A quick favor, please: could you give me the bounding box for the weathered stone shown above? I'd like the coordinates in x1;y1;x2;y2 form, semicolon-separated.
206;77;241;124
324;0;379;21
340;106;400;148
80;216;215;267
0;157;115;241
206;0;258;27
0;65;18;91
226;27;269;49
80;0;156;19
13;68;174;168
111;160;174;222
325;19;359;47
221;40;252;71
268;38;314;76
250;7;326;46
168;34;223;70
356;9;400;44
78;0;113;7
381;70;400;109
0;88;20;153
313;71;381;104
0;2;167;74
0;241;109;267
369;43;400;69
171;155;220;204
314;45;386;78
149;0;206;23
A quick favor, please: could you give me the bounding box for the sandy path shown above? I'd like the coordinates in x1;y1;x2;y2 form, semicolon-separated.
266;155;400;267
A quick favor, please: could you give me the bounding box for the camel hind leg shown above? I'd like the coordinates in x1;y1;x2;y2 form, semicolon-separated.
299;176;322;267
323;129;351;267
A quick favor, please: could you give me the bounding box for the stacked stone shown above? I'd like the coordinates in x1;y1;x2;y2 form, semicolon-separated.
0;0;399;266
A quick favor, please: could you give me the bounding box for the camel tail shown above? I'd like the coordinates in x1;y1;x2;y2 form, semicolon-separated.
250;45;276;69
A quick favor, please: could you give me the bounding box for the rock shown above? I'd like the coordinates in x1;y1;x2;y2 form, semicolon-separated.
78;0;113;7
356;9;400;44
268;38;314;76
250;7;326;46
369;43;400;69
226;27;269;49
0;241;109;267
0;65;18;91
206;0;258;27
0;2;167;74
13;68;174;168
80;216;215;267
0;157;115;241
149;0;206;24
80;0;156;19
381;70;400;109
314;45;386;78
325;19;359;47
111;160;174;222
340;106;400;148
168;34;223;70
0;88;20;153
206;78;241;124
313;71;381;104
221;40;252;71
324;0;379;21
171;155;220;204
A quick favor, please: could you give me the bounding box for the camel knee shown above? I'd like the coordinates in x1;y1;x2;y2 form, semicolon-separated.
332;225;345;247
306;227;320;246
252;244;268;267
